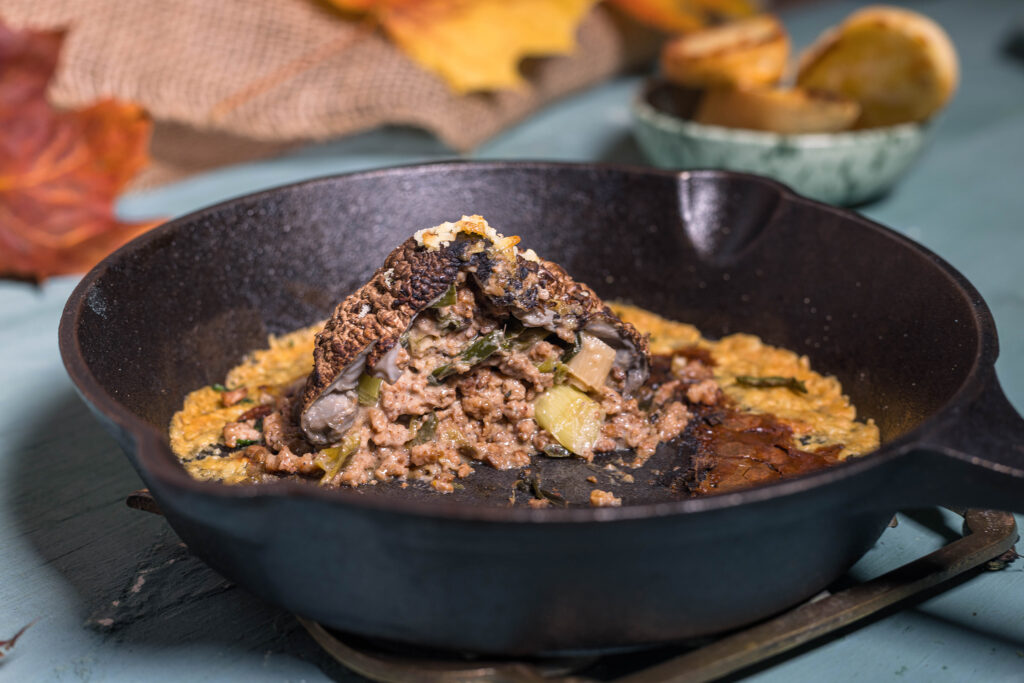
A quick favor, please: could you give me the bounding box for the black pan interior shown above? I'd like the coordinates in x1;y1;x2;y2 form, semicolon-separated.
74;163;982;504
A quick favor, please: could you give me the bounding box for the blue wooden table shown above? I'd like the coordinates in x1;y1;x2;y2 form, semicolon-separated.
3;1;1023;680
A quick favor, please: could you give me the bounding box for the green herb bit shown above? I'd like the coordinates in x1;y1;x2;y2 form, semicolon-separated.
357;373;383;406
535;357;558;373
541;444;573;458
509;326;549;352
436;310;469;332
528;476;567;506
430;329;505;383
431;284;457;308
735;375;808;395
239;397;255;404
561;331;583;362
211;383;227;392
503;319;544;351
552;362;570;385
235;439;258;448
405;412;438;446
444;428;477;457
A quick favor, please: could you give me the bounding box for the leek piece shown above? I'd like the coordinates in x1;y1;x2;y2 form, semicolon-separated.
430;330;505;383
553;363;570;384
436;309;470;332
535;357;558;373
735;375;808;395
315;431;360;483
534;384;605;455
431;284;457;308
563;333;616;392
357;373;383;406
509;327;550;351
444;427;476;456
405;412;438;446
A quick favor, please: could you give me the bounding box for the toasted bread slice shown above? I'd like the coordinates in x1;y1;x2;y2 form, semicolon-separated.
796;5;958;127
660;15;789;89
694;86;860;133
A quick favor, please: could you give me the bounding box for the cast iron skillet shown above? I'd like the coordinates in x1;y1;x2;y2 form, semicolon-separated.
59;162;1024;655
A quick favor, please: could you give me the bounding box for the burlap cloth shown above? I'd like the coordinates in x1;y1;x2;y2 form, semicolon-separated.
1;0;658;187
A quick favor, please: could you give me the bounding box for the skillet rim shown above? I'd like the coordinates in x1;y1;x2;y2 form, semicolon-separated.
58;160;998;524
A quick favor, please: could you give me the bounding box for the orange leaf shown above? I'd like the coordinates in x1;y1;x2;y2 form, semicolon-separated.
0;23;160;283
0;619;37;659
608;0;758;34
328;0;598;93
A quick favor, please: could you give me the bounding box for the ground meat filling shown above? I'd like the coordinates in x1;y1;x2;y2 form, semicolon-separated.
233;278;690;493
222;331;850;499
175;295;880;503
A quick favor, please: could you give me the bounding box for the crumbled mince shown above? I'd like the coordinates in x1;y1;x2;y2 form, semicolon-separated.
590;489;622;507
170;216;880;504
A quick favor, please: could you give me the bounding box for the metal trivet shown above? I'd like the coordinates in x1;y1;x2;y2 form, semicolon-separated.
126;492;1018;682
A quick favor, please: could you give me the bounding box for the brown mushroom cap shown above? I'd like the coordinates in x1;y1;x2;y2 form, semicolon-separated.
299;216;649;446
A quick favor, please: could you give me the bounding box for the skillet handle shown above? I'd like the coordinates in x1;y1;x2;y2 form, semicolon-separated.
897;374;1024;513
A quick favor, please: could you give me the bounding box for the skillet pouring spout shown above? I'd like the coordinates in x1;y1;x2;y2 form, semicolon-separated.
58;161;1024;653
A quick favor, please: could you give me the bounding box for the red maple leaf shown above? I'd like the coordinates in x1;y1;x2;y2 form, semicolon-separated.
0;23;161;282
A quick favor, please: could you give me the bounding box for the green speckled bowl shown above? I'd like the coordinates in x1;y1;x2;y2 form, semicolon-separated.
632;80;929;206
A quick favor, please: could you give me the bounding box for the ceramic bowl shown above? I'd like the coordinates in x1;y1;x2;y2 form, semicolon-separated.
632;79;929;206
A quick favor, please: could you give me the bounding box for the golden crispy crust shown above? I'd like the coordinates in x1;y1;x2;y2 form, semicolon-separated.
796;6;958;127
694;86;860;134
660;15;790;90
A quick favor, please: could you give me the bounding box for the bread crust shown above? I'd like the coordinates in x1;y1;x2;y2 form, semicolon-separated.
660;15;789;89
796;5;958;127
694;86;860;134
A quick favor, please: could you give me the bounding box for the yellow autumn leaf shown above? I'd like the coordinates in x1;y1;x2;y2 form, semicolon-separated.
608;0;758;34
328;0;598;93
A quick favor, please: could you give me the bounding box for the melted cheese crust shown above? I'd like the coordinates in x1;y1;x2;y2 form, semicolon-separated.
610;303;879;458
169;324;320;476
171;305;879;482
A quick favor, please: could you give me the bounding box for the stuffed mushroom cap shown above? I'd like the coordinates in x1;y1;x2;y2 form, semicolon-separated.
299;215;649;446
